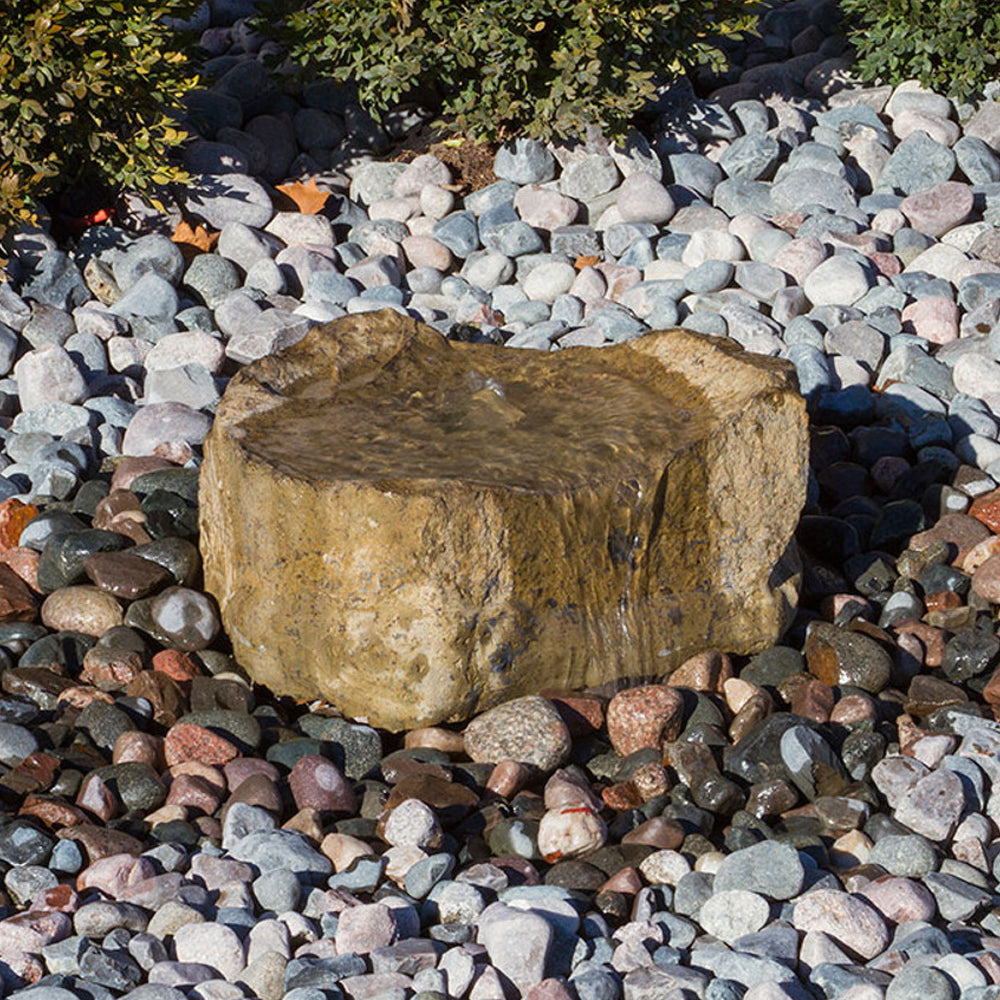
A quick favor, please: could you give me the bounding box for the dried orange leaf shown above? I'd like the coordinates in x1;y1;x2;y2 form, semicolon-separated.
575;254;600;269
0;499;38;552
171;220;219;255
275;177;331;215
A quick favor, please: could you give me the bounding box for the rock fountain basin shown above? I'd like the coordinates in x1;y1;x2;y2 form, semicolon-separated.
199;311;808;730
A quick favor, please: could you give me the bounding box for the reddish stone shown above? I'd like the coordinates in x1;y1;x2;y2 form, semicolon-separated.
924;590;962;612
973;552;1000;603
621;815;685;850
540;691;606;737
85;551;173;600
868;251;902;278
154;441;195;465
909;513;992;566
152;648;201;683
0;547;41;592
223;757;280;789
666;650;734;694
0;562;38;622
58;824;144;863
289;755;357;814
165;773;223;815
486;760;532;798
402;727;466;755
819;593;874;622
893;619;947;667
125;671;186;728
489;856;541;885
57;685;114;709
605;685;685;756
35;884;78;913
631;761;670;801
76;853;155;896
19;795;89;829
80;646;145;690
790;677;835;724
0;909;71;957
984;665;1000;707
76;773;120;822
977;951;1000;984
0;499;39;552
830;693;877;726
600;867;642;895
110;457;176;492
970;488;1000;533
380;756;451;785
9;752;60;791
961;534;1000;574
168;760;226;795
112;731;165;769
164;722;240;767
525;980;576;1000
191;814;222;842
602;782;644;810
224;772;283;817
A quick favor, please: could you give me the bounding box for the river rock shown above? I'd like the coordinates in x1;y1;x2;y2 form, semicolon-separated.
199;311;807;729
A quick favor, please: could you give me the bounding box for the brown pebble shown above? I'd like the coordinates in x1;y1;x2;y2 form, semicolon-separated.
57;824;144;863
403;727;468;755
601;782;644;811
621;816;684;850
790;677;835;724
283;807;323;842
223;757;280;789
600;867;642;895
321;832;376;872
40;586;122;636
746;779;799;818
0;547;41;592
223;772;283;817
540;691;606;736
84;551;173;600
57;686;113;709
380;756;451;786
18;795;89;829
729;691;773;742
152;649;201;683
973;552;1000;603
75;773;120;822
80;646;145;692
905;674;967;717
924;590;963;612
125;671;186;728
112;731;164;769
165;774;223;815
0;562;38;621
486;760;532;798
666;650;733;694
830;693;877;726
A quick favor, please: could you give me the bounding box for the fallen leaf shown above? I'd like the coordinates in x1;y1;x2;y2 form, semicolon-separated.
275;177;331;214
171;220;219;256
575;254;600;269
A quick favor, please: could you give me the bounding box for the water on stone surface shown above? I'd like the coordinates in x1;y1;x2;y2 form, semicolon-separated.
241;339;702;493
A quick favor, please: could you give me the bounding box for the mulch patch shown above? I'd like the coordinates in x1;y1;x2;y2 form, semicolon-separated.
388;121;499;195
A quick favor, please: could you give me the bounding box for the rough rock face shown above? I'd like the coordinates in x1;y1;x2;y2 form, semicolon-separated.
200;311;808;730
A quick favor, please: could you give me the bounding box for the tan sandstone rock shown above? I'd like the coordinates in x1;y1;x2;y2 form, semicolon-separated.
199;311;807;730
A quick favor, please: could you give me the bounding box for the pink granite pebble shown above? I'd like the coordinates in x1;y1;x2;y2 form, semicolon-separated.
335;903;399;955
792;889;889;959
900;181;974;238
901;296;959;344
606;685;685;756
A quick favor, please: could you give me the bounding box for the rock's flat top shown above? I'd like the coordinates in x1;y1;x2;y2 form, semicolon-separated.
224;311;793;492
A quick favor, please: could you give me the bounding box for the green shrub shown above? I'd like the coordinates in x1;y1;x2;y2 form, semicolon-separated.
0;0;201;235
259;0;761;143
839;0;1000;101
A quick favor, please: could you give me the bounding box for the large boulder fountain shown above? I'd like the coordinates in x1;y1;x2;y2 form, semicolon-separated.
199;311;808;730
